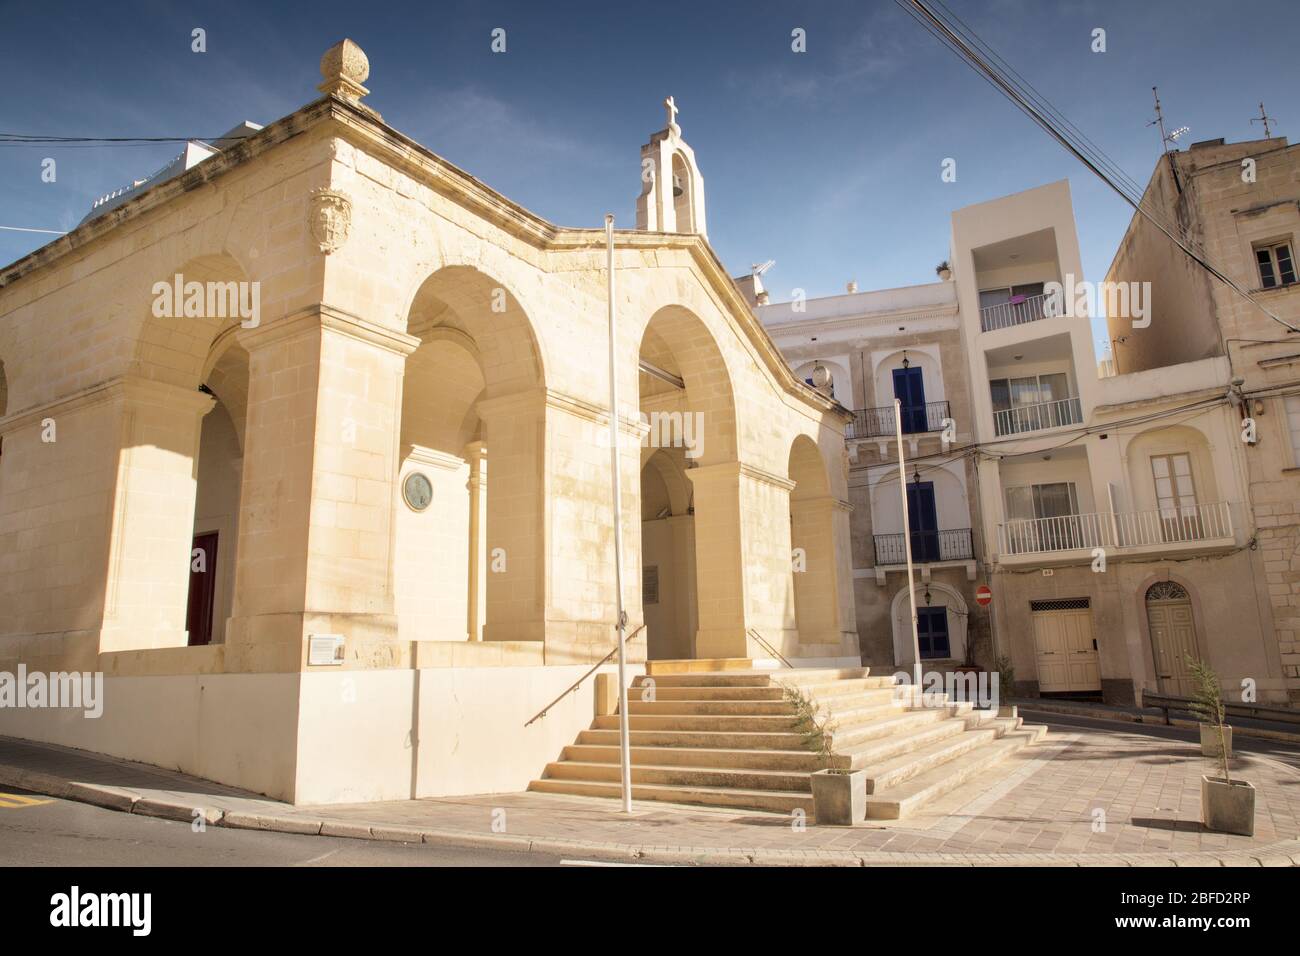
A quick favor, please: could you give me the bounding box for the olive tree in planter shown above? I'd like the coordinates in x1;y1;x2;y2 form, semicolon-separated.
1188;656;1254;836
783;683;865;826
935;260;952;280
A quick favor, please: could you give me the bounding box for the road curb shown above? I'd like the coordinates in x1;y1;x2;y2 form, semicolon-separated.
2;760;1297;867
1016;701;1300;745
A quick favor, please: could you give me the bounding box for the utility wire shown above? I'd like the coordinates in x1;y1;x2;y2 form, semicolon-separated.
897;0;1299;335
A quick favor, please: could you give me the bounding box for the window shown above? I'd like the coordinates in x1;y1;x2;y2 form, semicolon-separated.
1151;453;1203;540
1285;395;1300;467
1004;482;1090;552
989;372;1074;433
1256;241;1297;289
916;606;951;659
979;282;1045;310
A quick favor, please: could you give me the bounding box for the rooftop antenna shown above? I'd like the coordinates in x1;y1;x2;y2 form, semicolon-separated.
1251;101;1275;139
1148;86;1189;153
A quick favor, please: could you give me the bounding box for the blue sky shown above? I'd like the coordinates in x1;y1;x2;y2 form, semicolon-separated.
1;0;1293;357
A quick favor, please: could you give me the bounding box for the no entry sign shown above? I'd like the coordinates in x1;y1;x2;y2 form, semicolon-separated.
975;584;993;607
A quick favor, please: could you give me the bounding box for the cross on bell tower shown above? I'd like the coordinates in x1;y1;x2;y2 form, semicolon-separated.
636;95;707;239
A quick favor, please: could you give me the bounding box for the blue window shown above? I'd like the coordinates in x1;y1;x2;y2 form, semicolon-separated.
917;607;950;659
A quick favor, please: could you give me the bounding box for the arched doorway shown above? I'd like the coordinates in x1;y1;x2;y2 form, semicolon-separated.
638;304;738;658
189;335;249;646
400;265;545;644
1146;580;1200;695
639;449;696;659
788;435;836;645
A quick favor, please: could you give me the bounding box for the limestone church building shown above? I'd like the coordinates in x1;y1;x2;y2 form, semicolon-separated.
0;41;867;804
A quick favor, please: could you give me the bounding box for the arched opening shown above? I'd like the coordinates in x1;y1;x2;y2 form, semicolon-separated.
671;152;694;233
120;252;252;651
189;336;249;646
789;435;836;645
1145;580;1200;695
890;583;969;668
638;305;737;659
639;449;696;659
400;266;545;643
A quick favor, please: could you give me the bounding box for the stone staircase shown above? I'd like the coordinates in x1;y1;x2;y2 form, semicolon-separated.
528;665;1046;821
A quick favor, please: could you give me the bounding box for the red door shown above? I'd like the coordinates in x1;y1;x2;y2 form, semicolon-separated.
186;532;219;646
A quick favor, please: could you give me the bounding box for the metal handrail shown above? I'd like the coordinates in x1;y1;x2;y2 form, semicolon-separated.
992;396;1082;436
523;624;645;727
846;400;951;440
747;628;794;668
999;501;1235;556
874;528;973;565
979;291;1054;332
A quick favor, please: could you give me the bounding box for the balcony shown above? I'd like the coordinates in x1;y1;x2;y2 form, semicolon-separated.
979;291;1055;332
847;400;951;440
993;396;1082;436
998;501;1236;560
874;528;974;566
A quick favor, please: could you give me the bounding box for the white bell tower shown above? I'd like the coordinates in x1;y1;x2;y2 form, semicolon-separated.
636;96;707;239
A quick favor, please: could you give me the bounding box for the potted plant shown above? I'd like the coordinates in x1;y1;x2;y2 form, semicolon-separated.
994;655;1017;719
783;683;864;826
1188;656;1254;836
935;260;952;280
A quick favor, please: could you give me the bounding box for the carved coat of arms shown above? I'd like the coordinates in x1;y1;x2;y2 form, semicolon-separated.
309;188;352;254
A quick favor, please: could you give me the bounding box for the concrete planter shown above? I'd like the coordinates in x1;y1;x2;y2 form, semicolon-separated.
1200;723;1232;759
1201;774;1255;836
998;705;1018;719
810;769;866;826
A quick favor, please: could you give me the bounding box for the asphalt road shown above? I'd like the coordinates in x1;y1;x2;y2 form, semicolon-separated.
0;788;561;867
1020;708;1300;771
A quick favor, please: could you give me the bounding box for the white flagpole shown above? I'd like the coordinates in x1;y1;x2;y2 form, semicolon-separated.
605;214;633;813
895;399;924;694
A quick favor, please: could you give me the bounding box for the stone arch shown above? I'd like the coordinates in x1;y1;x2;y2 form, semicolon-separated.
890;581;969;667
1121;423;1220;514
670;151;696;233
131;252;255;391
398;264;547;644
1135;572;1209;697
788;434;838;645
640;448;697;659
402;263;547;399
637;304;737;467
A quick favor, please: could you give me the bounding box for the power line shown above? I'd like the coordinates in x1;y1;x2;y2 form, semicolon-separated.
897;0;1300;336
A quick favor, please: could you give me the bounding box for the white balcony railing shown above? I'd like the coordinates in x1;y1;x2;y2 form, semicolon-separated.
999;501;1235;557
979;291;1055;332
993;396;1082;436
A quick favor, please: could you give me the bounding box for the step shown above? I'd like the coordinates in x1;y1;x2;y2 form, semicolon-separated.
542;760;812;792
863;717;1025;794
778;677;897;698
563;743;822;772
576;728;808;750
634;685;787;702
631;673;774;688
840;717;971;770
645;658;755;675
592;713;802;733
864;724;1048;820
861;727;1000;793
528;777;812;814
626;699;794;716
829;706;956;749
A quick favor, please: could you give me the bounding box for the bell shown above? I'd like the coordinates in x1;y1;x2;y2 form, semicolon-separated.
672;174;684;198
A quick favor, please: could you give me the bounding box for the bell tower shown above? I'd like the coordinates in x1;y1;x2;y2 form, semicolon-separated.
636;96;707;239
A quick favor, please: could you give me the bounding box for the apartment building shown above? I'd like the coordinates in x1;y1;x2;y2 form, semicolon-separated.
1107;135;1300;701
762;177;1291;705
759;278;989;677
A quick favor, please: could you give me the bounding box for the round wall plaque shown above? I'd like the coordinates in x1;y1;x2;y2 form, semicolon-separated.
402;472;433;511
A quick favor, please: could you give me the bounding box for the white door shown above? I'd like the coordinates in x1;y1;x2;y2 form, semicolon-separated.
1031;600;1101;693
